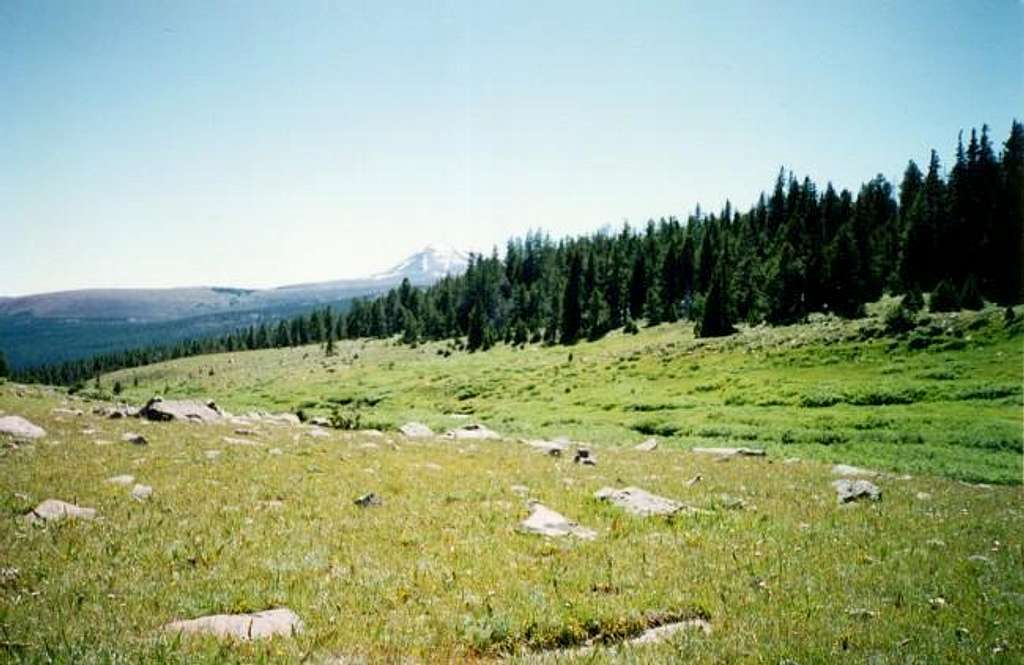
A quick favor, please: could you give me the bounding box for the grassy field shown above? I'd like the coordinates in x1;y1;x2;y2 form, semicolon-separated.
1;302;1021;662
108;300;1021;485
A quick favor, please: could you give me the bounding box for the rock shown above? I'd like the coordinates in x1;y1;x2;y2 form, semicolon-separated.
444;423;500;440
107;474;135;486
692;447;766;458
510;484;530;496
354;492;382;508
263;412;301;426
594;487;694;517
139;397;223;423
94;405;138;419
634;438;658;452
525;439;567;456
520;502;596;540
204;450;222;459
628;619;712;644
573;448;596;465
234;428;258;436
131;484;153;501
399;422;433;438
268;448;283;456
222;436;259;447
122;432;148;445
832;464;878;477
52;407;83;417
26;499;97;524
915;491;932;501
308;416;332;427
832;479;882;504
306;428;330;439
163;608;303;640
0;416;46;440
686;475;702;486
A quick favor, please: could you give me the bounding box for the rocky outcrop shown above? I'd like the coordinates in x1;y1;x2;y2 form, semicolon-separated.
833;479;882;503
399;422;434;438
520;502;596;540
163;608;303;640
26;499;96;524
139;397;224;423
594;487;694;517
0;415;46;440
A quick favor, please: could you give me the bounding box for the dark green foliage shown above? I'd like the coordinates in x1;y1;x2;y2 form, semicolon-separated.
0;350;7;378
930;280;960;312
902;286;924;312
884;302;917;335
959;275;984;311
697;267;735;338
113;380;123;395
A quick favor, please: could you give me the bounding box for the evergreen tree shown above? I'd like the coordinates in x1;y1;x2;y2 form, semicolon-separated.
560;250;584;344
959;275;984;310
697;266;735;338
929;280;960;312
0;350;7;378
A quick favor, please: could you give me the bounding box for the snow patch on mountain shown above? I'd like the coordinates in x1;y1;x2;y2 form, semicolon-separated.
371;245;471;284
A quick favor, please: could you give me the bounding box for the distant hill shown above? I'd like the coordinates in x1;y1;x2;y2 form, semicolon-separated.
0;246;470;369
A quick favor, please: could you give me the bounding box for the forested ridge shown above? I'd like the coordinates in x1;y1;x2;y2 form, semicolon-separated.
8;120;1022;387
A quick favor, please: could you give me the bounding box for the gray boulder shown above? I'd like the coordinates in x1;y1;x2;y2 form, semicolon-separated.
26;499;97;524
524;439;567;456
594;487;693;517
163;608;303;640
131;484;154;501
122;432;148;445
634;438;658;452
0;416;46;440
139;397;222;423
692;446;766;458
520;502;596;540
833;479;882;504
399;422;434;438
832;464;878;477
444;423;500;440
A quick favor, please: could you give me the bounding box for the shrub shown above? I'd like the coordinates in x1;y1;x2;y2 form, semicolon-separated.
929;280;959;312
902;286;924;312
884;302;916;335
959;275;984;311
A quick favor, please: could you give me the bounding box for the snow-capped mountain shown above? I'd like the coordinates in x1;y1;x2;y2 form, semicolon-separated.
371;244;471;284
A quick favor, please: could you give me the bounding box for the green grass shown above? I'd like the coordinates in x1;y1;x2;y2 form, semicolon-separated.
107;302;1022;485
1;303;1021;662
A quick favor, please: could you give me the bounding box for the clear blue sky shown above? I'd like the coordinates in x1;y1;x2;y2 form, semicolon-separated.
2;1;1021;296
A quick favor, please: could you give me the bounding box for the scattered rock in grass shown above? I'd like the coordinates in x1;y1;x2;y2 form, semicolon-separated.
131;484;153;501
268;448;283;456
308;416;331;427
967;554;992;565
222;436;259;447
686;475;702;486
915;491;932;501
94;439;112;446
692;446;765;458
594;487;695;517
783;457;801;465
520;502;596;540
354;492;382;508
139;397;223;423
444;423;500;440
358;442;379;450
0;416;46;440
634;438;658;452
52;407;84;417
573;447;596;465
832;464;878;477
926;538;947;548
399;422;433;438
204;450;222;459
122;432;148;445
107;474;135;486
929;597;947;609
359;429;384;438
627;619;712;644
0;566;18;587
511;484;530;496
94;405;138;419
525;439;567;456
717;494;747;510
234;428;258;436
26;499;97;524
163;608;303;640
833;479;881;504
846;608;878;620
306;427;330;439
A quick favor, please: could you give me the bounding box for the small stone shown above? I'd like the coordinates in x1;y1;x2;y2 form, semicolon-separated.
399;422;433;438
594;487;695;517
26;499;97;524
268;448;283;456
686;475;702;486
122;432;148;445
832;479;881;503
131;484;153;501
222;436;259;447
520;502;595;540
525;439;567;456
634;438;658;452
205;450;222;459
354;492;382;508
573;448;596;465
107;474;135;486
444;423;500;440
915;492;932;501
163;608;303;640
627;619;711;644
929;597;947;609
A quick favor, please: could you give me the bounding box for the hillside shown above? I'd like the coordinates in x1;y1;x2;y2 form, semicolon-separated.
0;302;1020;662
0;246;470;370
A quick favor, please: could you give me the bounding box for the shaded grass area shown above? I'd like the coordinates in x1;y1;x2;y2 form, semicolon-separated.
0;387;1022;662
105;305;1022;485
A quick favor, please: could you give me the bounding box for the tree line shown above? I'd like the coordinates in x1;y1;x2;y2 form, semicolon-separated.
11;120;1022;387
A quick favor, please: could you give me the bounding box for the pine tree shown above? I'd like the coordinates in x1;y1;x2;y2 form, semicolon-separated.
999;120;1024;304
929;280;960;312
959;275;984;310
560;250;584;344
0;350;7;378
697;266;735;338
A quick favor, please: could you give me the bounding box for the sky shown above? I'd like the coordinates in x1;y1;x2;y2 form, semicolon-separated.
1;1;1021;296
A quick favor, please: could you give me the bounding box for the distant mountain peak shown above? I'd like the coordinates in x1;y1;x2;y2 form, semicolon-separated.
371;245;471;284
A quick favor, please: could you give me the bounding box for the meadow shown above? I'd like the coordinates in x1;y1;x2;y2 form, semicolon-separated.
0;302;1021;662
